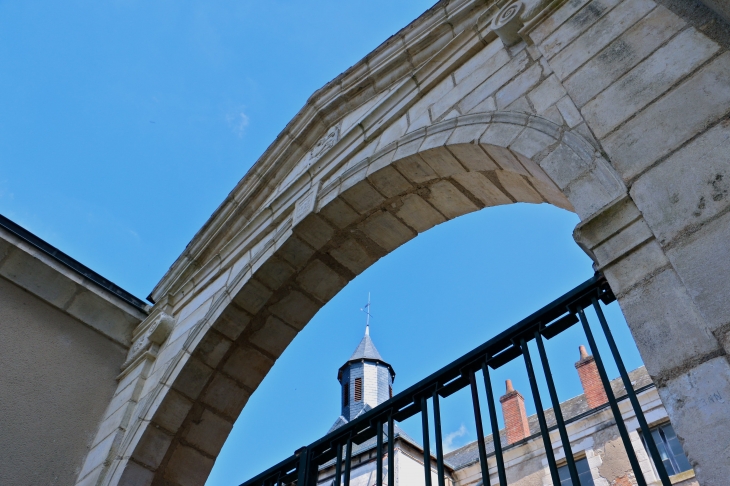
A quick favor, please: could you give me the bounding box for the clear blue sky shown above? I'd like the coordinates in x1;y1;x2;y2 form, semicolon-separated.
0;2;643;486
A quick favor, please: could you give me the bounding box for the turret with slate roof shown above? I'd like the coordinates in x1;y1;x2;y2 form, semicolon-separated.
333;325;395;426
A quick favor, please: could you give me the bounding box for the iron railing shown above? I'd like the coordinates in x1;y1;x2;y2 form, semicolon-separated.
238;273;673;486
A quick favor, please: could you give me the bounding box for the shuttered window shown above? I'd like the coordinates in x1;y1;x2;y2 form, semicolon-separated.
354;378;363;402
389;385;393;399
343;383;349;407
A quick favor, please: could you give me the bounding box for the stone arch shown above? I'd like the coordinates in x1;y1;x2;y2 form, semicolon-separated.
104;112;627;486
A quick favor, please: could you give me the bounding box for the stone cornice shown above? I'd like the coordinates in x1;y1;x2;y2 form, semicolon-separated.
149;0;502;303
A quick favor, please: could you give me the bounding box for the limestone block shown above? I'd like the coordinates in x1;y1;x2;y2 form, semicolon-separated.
564;166;623;219
268;290;321;330
419;146;466;178
131;425;173;469
465;96;497;115
184;409;233;457
319;197;360;229
152;389;194;434
117;460;154;486
592;218;653;266
340;180;386;215
504;96;532;114
395;194;446;232
458;51;529;114
164;445;215;486
453;40;504;85
93;403;132;448
212;304;251;341
254;256;295;291
296;259;348;302
617;268;719;376
201;372;250;418
630;122;730;246
171;357;214;401
394;154;439;184
603;52;730;181
293;213;336;251
666;210;730;332
495;171;542;204
530;0;590;45
563;6;684;107
658;357;730;485
540;0;622;60
528;75;568;114
574;195;642;249
366;166;411;200
538;142;591;189
448;144;498;172
359;210;416;252
582;28;719;139
483;145;529;176
232;278;272;315
329;238;378;274
420;126;455;152
549;0;655;80
556;96;583;128
447;122;490;145
223;346;274;390
452;172;512;207
425;180;479;218
276;235;315;269
509;127;557;159
480;123;525;150
495;63;543;110
376;114;409;150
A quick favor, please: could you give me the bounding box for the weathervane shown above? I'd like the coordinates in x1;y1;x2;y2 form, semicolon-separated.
360;292;373;335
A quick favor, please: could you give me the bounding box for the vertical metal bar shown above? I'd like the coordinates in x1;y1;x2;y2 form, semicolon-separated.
344;438;353;486
578;308;649;486
334;444;342;486
481;362;507;486
420;395;433;486
388;414;395;486
534;330;580;485
432;391;446;486
469;370;492;486
590;299;673;486
520;338;561;485
296;447;309;486
377;421;384;486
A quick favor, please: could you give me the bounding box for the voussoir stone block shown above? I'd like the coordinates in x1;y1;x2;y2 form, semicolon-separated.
152;389;194;434
394;154;439;184
367;165;412;198
232;278;272;315
359;210;416;252
223;346;274;390
296;259;348;302
269;289;321;330
395;193;446;232
184;409;233;457
201;372;250;418
328;238;378;274
448;144;498;172
249;316;298;359
452;172;512;207
340;180;386;214
424;180;479;219
164;445;215;486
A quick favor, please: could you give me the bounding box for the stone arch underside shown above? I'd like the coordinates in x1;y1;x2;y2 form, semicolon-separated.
111;113;625;486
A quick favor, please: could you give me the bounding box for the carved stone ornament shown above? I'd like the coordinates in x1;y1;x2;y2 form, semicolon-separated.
492;1;526;46
121;312;176;370
308;125;340;163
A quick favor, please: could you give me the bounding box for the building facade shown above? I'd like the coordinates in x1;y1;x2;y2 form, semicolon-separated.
322;334;698;486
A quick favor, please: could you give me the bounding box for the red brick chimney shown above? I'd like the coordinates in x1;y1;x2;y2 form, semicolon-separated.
575;345;608;408
499;379;530;444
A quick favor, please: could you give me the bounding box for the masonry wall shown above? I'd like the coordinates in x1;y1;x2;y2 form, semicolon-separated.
0;276;127;486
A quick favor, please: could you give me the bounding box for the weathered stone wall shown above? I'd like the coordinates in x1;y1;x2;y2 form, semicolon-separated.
72;0;730;484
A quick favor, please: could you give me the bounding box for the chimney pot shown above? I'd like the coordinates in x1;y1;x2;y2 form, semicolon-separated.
499;378;530;445
575;345;608;409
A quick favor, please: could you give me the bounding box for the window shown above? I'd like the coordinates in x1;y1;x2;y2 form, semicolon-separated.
389;385;392;399
557;457;595;486
354;378;363;402
641;423;692;477
343;383;349;407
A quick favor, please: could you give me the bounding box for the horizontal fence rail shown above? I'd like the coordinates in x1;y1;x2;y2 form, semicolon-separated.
238;273;673;486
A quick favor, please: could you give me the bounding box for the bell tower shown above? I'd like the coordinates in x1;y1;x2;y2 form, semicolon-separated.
337;325;395;422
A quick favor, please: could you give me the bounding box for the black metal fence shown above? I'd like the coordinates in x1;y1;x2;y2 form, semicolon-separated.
238;273;673;486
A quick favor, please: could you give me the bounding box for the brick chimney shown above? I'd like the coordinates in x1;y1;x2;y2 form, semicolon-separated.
575;345;608;408
499;379;530;444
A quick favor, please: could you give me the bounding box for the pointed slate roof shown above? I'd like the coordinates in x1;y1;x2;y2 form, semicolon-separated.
348;330;383;361
338;327;395;381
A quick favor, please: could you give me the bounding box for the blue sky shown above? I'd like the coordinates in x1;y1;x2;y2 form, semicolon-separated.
0;2;643;485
